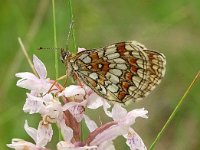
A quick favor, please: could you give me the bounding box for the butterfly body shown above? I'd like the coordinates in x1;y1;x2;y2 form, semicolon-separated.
62;41;166;104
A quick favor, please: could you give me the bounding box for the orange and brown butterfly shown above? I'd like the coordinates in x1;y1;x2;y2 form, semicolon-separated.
61;41;166;104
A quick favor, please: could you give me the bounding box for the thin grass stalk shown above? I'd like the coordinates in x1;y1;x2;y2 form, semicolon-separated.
52;0;59;78
149;71;200;150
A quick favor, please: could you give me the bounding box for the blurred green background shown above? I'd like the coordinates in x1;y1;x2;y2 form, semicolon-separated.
0;0;200;149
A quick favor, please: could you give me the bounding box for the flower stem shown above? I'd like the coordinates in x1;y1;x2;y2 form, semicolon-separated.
52;0;59;79
149;71;200;150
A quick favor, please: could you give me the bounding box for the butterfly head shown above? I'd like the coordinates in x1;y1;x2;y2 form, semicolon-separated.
61;48;75;75
61;49;71;63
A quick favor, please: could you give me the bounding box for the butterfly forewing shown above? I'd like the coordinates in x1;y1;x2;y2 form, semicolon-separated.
68;41;166;104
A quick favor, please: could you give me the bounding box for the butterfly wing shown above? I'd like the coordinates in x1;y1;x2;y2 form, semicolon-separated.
71;41;166;103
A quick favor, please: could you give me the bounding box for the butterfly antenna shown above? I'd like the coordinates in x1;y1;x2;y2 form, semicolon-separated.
38;47;62;51
38;47;68;63
66;21;74;50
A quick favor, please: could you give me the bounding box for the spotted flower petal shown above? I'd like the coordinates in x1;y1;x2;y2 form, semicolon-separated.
86;92;103;109
15;72;51;93
24;120;53;147
60;85;85;98
7;138;46;150
23;93;45;114
15;55;52;93
83;114;98;132
59;120;73;142
86;91;112;117
119;108;148;127
33;55;47;79
111;103;127;121
98;141;115;150
90;124;127;146
89;105;148;148
125;128;147;150
57;141;97;150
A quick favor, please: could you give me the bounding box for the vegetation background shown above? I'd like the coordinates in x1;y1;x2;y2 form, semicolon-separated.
0;0;199;149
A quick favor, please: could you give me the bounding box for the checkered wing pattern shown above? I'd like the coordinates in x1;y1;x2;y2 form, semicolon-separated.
69;41;166;104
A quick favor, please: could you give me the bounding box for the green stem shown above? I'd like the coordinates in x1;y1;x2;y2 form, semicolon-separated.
149;71;200;150
52;0;59;78
68;0;77;51
52;0;62;141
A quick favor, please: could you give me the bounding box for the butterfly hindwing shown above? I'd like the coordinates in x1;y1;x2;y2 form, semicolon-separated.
70;41;166;103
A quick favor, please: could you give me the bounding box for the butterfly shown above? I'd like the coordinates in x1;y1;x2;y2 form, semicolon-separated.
61;41;166;104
